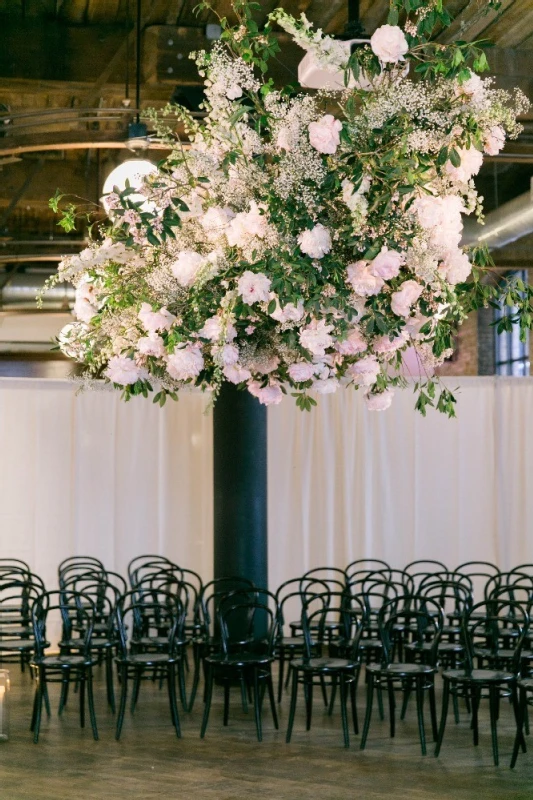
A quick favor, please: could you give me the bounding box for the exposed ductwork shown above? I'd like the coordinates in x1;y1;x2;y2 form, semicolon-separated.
462;177;533;251
0;272;74;311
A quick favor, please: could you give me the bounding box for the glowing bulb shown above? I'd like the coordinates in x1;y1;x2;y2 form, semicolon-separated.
101;159;157;212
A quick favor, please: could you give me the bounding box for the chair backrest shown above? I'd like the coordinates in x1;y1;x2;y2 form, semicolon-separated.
115;589;185;658
404;562;449;593
301;567;347;585
105;570;128;598
58;556;104;579
345;559;390;578
453;562;500;603
484;572;533;602
276;579;331;635
69;574;122;628
32;590;96;659
0;580;42;624
59;563;106;590
462;599;529;674
0;558;31;573
127;555;175;588
301;592;364;661
378;596;444;667
218;599;278;657
419;578;473;620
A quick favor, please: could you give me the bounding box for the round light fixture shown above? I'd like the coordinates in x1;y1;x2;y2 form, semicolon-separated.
101;159;157;212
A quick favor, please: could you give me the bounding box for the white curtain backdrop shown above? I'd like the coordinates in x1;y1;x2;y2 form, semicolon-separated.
0;376;532;595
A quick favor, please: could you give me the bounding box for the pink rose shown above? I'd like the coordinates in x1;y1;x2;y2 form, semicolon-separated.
105;356;148;385
370;25;409;63
370;247;403;280
391;280;423;318
308;115;342;155
346;260;384;296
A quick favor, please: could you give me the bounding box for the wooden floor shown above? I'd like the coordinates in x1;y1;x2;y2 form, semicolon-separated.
1;666;533;800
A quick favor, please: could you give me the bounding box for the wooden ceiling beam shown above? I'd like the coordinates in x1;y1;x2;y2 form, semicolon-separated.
437;0;516;45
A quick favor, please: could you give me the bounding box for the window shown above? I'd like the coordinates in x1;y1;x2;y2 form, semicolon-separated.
494;269;530;376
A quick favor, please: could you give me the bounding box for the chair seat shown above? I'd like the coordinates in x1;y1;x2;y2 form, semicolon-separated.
60;638;115;650
31;655;92;668
292;657;357;673
0;638;35;651
442;668;516;684
518;678;533;691
117;653;179;666
205;653;274;668
0;616;30;626
0;627;31;637
366;662;436;677
279;637;304;648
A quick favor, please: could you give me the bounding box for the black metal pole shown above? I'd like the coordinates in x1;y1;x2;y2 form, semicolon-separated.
135;0;141;123
213;383;268;591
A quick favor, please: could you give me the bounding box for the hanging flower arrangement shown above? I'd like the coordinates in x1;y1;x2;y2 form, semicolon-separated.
49;0;530;414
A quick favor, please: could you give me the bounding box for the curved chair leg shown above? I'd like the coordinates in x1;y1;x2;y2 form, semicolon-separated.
115;664;128;740
400;677;412;720
266;671;278;729
87;669;99;741
387;678;396;738
33;667;44;744
435;678;450;757
58;667;70;716
428;678;438;742
488;685;500;766
304;675;313;731
188;641;201;712
328;675;338;717
253;668;263;742
286;668;299;743
339;673;350;748
277;651;285;703
472;685;481;746
168;662;181;737
43;678;51;718
319;675;328;708
511;685;527;768
105;650;115;713
350;674;359;735
177;659;188;711
130;669;142;713
200;662;214;739
360;674;375;750
415;677;427;756
79;673;86;729
223;682;230;726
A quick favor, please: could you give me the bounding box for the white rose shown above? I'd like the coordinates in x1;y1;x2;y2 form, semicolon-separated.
308;115;343;155
438;250;472;285
226;84;243;100
370;25;409;63
171;251;205;287
297;224;332;260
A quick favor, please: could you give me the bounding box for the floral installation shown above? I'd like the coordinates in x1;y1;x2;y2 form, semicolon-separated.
47;0;530;415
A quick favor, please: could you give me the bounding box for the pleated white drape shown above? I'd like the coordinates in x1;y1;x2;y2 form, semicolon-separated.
0;376;532;595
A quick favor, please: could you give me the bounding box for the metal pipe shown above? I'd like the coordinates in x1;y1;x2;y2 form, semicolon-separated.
462;178;533;251
0;273;74;308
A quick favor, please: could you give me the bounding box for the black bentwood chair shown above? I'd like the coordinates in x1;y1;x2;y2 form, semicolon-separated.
114;589;186;740
200;597;279;742
360;597;444;756
435;599;529;766
30;590;99;743
286;593;364;748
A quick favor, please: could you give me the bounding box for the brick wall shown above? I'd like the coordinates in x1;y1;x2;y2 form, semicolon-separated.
436;312;479;377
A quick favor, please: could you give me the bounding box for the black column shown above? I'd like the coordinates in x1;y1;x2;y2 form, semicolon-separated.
213;382;268;590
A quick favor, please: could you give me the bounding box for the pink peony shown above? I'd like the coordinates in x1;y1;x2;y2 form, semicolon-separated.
370;247;403;280
373;331;409;354
308;115;343;155
237;271;271;305
335;327;368;356
445;146;483;183
166;345;204;381
412;194;465;256
198;315;237;342
288;362;316;382
247;381;283;406
391;280;423;318
199;206;235;239
223;364;252;384
299;319;334;357
137;335;166;358
269;296;305;323
370;25;409;63
484;125;505;156
105;356;147;385
348;355;380;387
138;302;175;334
219;344;239;366
346;260;384;296
438;249;472;285
226;202;268;248
171;251;205;287
312;377;339;394
297;224;332;260
365;389;394;411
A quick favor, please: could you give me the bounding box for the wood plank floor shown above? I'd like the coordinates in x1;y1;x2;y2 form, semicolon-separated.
1;666;533;800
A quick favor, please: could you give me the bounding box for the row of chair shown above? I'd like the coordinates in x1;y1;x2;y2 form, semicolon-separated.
1;556;533;769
